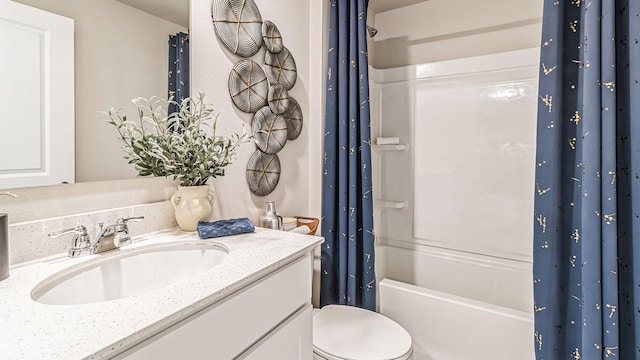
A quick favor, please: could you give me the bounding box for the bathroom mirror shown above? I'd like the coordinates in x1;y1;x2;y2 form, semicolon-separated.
2;0;189;189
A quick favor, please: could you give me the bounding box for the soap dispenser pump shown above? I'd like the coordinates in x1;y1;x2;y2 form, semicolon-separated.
0;192;17;281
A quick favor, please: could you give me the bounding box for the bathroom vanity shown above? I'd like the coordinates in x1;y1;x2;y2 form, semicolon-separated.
0;228;321;359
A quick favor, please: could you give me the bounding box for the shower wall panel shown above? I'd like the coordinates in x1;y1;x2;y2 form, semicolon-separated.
413;66;538;260
372;48;539;263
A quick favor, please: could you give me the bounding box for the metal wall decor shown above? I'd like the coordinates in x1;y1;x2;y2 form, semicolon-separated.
212;0;263;57
283;97;303;140
246;150;281;196
252;106;288;154
264;47;297;90
228;59;268;113
262;21;283;54
268;84;289;115
212;0;304;196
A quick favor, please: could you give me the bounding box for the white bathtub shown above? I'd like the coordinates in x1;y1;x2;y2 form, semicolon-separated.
380;278;534;360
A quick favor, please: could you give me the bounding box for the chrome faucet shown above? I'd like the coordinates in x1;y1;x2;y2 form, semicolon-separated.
94;216;144;253
48;216;145;257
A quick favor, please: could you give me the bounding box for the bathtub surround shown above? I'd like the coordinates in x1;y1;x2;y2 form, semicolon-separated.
368;0;542;355
370;49;538;359
533;1;640;358
321;0;376;311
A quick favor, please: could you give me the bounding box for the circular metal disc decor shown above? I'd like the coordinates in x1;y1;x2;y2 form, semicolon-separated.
268;84;289;115
252;106;288;154
246;150;281;196
211;0;263;58
264;46;297;90
283;97;303;140
262;20;283;54
228;60;268;113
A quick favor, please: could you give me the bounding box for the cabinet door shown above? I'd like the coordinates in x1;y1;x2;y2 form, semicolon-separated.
0;1;74;188
239;305;313;360
117;255;312;359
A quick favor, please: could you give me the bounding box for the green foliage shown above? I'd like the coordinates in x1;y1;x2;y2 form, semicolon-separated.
104;94;252;186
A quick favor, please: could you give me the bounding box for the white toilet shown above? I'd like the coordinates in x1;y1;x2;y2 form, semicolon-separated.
312;305;414;360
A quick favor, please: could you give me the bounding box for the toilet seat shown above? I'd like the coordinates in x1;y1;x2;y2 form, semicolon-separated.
313;305;413;360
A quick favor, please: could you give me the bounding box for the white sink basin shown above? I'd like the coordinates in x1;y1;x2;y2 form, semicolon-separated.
31;241;228;305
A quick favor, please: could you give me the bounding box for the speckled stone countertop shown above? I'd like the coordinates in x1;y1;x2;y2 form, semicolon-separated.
0;227;322;360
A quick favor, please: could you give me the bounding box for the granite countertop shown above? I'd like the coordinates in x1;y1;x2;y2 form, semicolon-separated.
0;227;322;360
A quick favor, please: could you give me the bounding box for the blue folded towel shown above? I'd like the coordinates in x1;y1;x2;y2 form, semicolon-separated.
197;218;255;239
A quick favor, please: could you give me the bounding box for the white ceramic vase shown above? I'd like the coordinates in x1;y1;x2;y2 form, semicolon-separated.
170;185;216;232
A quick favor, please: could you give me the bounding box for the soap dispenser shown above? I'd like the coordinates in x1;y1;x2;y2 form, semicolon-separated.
0;192;17;281
260;201;283;230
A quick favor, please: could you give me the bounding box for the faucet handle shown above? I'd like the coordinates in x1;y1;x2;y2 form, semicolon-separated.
113;216;144;248
48;225;93;257
118;216;145;224
48;225;88;238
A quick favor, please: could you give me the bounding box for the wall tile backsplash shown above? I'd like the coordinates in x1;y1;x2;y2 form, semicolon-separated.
9;201;177;265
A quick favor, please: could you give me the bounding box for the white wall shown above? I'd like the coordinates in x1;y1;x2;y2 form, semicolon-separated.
13;0;186;183
370;0;543;68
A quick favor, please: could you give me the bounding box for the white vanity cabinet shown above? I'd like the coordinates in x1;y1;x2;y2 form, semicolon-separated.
116;254;313;360
2;229;321;360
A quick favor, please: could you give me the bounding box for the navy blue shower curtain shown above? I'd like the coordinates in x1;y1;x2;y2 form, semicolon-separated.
320;0;376;311
168;32;189;115
533;0;640;358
